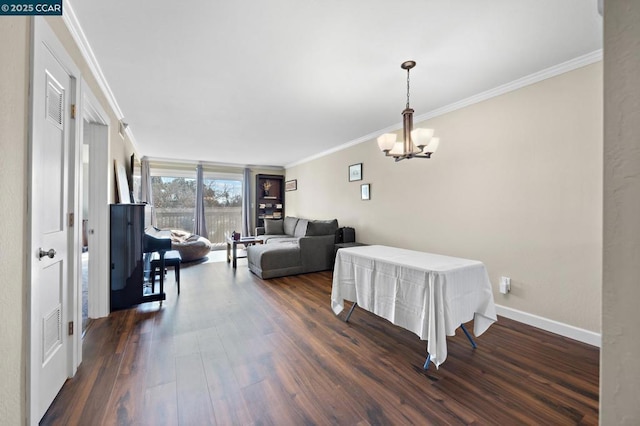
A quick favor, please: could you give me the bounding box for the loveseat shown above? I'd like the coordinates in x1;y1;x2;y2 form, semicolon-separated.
247;216;338;279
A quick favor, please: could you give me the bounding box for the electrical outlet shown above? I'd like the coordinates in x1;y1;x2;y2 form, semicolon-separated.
500;276;511;294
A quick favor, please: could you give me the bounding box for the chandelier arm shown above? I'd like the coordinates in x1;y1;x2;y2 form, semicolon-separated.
391;152;432;161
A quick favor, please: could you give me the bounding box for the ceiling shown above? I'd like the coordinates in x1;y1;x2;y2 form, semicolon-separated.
68;0;602;167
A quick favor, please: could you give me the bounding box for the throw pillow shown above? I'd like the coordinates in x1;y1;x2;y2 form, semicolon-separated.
294;219;309;237
264;219;285;235
306;219;339;236
283;216;299;236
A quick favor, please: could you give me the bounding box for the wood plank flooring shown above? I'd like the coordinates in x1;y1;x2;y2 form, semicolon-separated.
41;257;599;425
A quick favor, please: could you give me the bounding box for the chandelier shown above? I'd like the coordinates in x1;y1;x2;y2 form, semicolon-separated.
377;60;440;161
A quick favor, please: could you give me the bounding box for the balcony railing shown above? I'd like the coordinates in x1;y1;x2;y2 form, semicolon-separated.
155;207;243;249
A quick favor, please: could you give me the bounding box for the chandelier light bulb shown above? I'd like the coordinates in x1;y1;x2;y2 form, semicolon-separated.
389;141;405;156
411;128;434;148
425;137;440;153
377;133;397;152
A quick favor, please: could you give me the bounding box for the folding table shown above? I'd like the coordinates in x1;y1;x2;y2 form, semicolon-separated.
331;245;497;369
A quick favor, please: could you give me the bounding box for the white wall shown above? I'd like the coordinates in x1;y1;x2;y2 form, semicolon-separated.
286;63;602;334
601;0;640;422
0;17;29;424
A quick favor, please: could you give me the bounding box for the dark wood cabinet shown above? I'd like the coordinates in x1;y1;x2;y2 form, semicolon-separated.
255;174;284;228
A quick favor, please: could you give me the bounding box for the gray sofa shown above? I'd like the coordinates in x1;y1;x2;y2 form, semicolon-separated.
247;216;338;279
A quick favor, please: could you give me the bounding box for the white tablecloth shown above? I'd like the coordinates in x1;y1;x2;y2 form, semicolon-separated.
331;245;497;368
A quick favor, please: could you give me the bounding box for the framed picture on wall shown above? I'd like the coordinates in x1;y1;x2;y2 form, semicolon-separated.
361;183;370;200
349;163;362;181
285;179;297;191
114;160;131;203
130;154;141;203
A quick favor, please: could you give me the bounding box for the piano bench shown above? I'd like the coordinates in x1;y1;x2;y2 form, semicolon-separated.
151;250;182;294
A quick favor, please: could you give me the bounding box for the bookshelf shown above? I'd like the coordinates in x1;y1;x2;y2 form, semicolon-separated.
255;174;284;228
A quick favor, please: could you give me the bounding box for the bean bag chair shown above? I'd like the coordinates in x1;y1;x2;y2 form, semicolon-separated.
170;230;213;262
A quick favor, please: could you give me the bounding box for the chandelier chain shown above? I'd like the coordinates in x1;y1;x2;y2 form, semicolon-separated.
406;68;411;109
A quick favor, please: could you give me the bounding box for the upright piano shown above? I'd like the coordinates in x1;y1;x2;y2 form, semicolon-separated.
110;204;172;310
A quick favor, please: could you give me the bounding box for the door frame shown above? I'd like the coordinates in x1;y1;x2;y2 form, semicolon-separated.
28;17;81;425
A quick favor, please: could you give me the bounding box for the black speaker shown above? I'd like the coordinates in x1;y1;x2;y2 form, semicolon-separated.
342;227;356;243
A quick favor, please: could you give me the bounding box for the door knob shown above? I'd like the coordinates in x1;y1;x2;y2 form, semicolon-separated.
39;248;56;259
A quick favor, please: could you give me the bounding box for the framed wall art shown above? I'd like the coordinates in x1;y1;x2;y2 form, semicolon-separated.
285;179;297;191
361;183;370;200
349;163;362;181
114;159;131;203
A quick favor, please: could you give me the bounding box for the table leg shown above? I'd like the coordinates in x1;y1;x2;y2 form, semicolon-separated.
460;323;477;349
423;324;476;370
232;241;237;268
345;302;358;322
423;353;431;370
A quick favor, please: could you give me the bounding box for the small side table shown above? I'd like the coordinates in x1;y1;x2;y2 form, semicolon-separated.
226;236;263;268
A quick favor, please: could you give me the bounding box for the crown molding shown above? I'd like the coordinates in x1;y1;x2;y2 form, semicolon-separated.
412;49;603;124
62;1;122;118
286;49;603;169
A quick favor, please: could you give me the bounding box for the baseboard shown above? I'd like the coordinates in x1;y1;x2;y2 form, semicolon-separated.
495;305;601;348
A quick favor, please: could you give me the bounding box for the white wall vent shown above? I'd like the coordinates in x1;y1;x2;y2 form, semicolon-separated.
46;73;64;129
43;304;62;363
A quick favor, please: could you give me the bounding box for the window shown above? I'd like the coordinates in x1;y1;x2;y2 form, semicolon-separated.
150;165;244;248
203;173;243;246
151;174;197;231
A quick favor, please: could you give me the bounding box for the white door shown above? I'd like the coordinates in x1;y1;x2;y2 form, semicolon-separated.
84;121;110;319
30;24;73;422
80;82;111;319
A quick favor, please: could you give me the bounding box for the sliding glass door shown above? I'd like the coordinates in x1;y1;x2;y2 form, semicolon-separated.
203;173;243;247
150;166;243;249
151;174;197;231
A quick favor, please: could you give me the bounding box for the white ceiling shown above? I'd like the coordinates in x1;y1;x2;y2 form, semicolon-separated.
68;0;602;167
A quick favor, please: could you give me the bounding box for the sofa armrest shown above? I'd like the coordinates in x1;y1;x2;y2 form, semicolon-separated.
298;235;336;272
255;227;265;236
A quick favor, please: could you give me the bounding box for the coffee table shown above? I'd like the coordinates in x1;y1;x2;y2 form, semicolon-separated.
226;236;263;268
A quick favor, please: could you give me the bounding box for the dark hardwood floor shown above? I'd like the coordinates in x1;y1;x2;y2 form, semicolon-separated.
42;256;599;425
